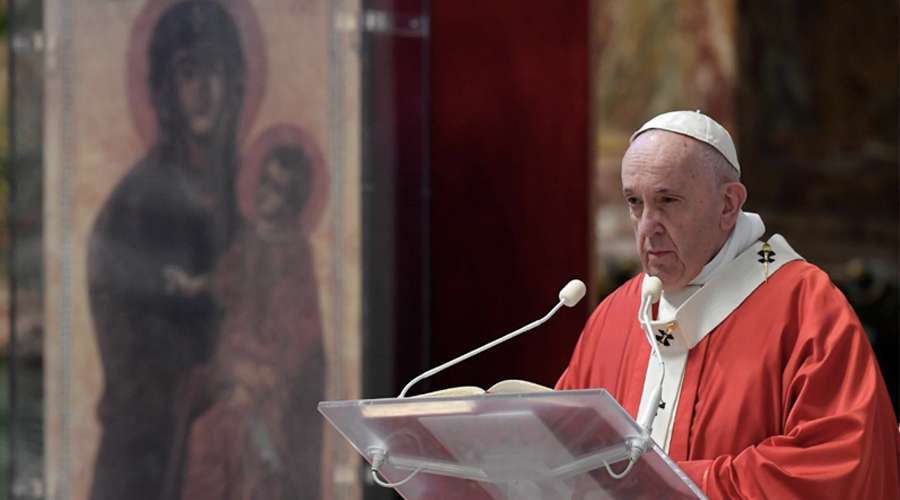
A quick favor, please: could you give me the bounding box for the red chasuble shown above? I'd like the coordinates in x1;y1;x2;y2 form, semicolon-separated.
556;260;900;499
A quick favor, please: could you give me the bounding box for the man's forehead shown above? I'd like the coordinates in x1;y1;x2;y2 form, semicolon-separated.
621;132;708;181
621;167;695;194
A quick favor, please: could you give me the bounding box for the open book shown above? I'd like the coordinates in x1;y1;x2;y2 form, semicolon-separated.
413;379;552;398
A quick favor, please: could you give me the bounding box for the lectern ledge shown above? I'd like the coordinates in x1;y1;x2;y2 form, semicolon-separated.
319;388;707;499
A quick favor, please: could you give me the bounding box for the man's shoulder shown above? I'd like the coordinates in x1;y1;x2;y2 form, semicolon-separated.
750;258;862;339
734;257;847;317
771;258;838;292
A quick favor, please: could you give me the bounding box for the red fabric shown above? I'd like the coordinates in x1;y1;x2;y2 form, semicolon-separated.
557;261;900;499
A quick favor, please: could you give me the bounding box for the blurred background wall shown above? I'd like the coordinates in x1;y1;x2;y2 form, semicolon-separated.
0;0;897;498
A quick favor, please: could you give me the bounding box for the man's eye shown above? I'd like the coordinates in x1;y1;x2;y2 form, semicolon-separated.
660;196;678;204
625;197;641;206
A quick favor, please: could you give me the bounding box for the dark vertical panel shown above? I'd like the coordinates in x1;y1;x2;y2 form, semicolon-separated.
361;0;430;401
5;2;14;496
361;0;399;403
361;2;430;498
428;1;590;391
387;2;431;393
8;0;45;497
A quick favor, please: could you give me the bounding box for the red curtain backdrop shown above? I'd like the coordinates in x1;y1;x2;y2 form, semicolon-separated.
427;1;590;390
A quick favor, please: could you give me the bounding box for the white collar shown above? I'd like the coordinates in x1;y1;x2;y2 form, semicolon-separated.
647;234;804;353
690;211;765;286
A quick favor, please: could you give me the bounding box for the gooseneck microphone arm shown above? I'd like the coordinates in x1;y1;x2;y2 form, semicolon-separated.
610;274;665;477
397;279;586;398
637;277;666;433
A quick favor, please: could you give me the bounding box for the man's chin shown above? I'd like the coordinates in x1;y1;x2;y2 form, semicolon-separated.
642;267;681;290
642;262;666;278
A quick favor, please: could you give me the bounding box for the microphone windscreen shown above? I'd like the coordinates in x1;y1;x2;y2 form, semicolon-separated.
559;279;587;307
641;275;663;304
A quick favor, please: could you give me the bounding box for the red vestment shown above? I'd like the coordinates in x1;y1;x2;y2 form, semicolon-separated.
557;261;900;499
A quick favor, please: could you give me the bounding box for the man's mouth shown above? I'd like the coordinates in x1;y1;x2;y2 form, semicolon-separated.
646;250;674;258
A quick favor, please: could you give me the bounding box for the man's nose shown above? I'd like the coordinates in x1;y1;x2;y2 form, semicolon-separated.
637;208;664;237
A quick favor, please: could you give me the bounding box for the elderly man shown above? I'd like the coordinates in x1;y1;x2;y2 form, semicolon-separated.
556;111;900;498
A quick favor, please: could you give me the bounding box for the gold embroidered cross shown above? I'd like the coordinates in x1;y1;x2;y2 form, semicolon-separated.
655;322;678;347
757;242;775;282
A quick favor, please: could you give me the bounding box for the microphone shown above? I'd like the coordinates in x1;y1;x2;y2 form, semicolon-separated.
559;279;587;306
636;274;665;433
602;274;667;474
398;279;586;398
640;276;663;305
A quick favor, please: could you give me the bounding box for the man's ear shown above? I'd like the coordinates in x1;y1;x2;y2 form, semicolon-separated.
720;182;747;231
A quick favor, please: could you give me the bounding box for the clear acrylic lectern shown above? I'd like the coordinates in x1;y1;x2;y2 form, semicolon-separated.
319;389;706;499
